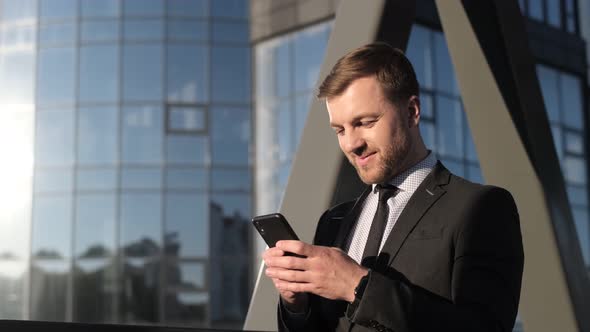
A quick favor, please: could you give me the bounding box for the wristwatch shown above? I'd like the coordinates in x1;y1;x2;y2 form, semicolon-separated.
346;271;370;318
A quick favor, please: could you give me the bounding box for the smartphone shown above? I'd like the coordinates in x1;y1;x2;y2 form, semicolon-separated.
252;213;299;249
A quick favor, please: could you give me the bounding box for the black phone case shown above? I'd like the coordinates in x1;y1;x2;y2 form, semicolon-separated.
252;213;299;248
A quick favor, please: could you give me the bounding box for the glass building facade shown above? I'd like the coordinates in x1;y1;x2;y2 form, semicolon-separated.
0;0;588;331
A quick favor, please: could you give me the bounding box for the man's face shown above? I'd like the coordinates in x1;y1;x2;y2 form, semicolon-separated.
326;76;417;184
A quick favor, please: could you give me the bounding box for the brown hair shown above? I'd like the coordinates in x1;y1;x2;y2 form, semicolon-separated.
317;42;419;105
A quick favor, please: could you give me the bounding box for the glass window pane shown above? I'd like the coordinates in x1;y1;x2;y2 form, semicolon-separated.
1;25;36;49
560;73;583;129
465;125;479;162
565;131;584;154
122;105;163;164
121;193;162;257
293;23;329;93
212;169;250;192
167;0;208;18
434;33;459;95
275;41;291;99
563;156;587;184
35;110;75;166
0;261;26;319
75;194;116;258
0;0;36;22
39;23;77;46
294;94;311;145
277;100;292;161
546;0;561;28
166;168;208;190
567;185;588;207
166;136;209;165
76;168;118;191
40;0;77;21
37;47;76;106
167;20;208;42
169;106;206;132
467;164;484;184
211;46;251;103
81;20;120;42
167;45;208;103
209;256;248;322
420;92;433;119
551;125;563;160
420;120;435;151
0;51;35;105
165;193;208;257
81;0;120;18
436;96;463;158
123;44;164;102
73;258;117;322
212;21;249;43
164;292;208;323
529;0;544;20
572;208;589;265
79;45;120;103
32;195;72;259
121;256;159;322
30;260;69;321
567;16;576;33
124;0;164;16
166;262;205;290
123;19;163;41
78;106;119;165
211;0;248;18
211;107;250;166
121;168;162;190
34;168;73;193
210;194;251;256
440;158;465;177
407;25;433;89
536;65;560;123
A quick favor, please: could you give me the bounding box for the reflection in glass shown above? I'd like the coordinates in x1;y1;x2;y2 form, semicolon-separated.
34;168;73;193
212;22;249;43
210;256;248;323
76;168;117;191
32;195;72;259
294;94;311;144
123;44;164;101
536;65;560;122
37;48;76;106
81;20;120;42
167;0;208;18
0;51;34;105
166;136;209;165
74;258;117;322
121;257;159;323
572;208;589;265
293;23;330;93
75;194;116;258
529;0;544;20
165;193;208;258
79;45;120;103
0;0;36;22
211;0;248;18
565;131;583;154
560;73;583;130
81;0;120;18
124;0;164;16
440;158;465;177
30;260;69;321
120;193;162;257
122;105;163;164
212;169;251;192
166;262;205;290
563;156;587;185
275;41;291;99
211;107;250;166
277;100;292;161
407;25;432;89
211;46;251;103
465;126;479;162
167;20;208;42
420;121;435;152
467;165;484;184
169;106;206;132
78;106;119;165
210;194;250;256
39;23;76;47
567;185;589;207
35;110;75;166
420;93;434;119
164;291;208;324
166;168;208;190
124;19;164;41
551;125;563;160
0;261;25;319
1;25;36;48
40;0;77;20
436;96;463;158
434;33;459;95
546;0;561;28
167;45;208;103
121;168;162;190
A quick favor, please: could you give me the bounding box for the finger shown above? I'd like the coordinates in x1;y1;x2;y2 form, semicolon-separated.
262;247;285;260
265;255;308;270
266;267;310;283
276;240;314;256
275;280;313;294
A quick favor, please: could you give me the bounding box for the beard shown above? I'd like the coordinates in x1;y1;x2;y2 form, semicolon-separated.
347;128;412;185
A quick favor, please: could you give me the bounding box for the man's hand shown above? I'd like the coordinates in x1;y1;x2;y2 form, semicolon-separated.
263;240;369;303
263;246;309;313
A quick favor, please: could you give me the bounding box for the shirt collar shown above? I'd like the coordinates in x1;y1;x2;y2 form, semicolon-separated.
371;151;437;194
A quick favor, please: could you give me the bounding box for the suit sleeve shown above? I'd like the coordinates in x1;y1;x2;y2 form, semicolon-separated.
346;187;524;332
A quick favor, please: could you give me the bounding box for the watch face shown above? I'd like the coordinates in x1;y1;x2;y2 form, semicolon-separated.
354;274;369;297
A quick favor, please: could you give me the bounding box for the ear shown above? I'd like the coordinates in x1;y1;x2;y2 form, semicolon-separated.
407;95;421;128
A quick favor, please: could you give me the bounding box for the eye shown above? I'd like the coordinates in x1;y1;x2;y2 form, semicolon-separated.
359;120;377;128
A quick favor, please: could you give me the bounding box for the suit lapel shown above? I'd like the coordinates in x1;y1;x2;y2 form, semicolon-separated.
333;186;371;249
380;162;451;266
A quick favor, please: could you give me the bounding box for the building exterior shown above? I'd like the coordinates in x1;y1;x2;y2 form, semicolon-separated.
0;0;587;331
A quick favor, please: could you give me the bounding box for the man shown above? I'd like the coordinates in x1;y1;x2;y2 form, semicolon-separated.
263;42;524;332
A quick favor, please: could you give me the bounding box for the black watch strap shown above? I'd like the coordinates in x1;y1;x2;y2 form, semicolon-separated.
346;271;370;319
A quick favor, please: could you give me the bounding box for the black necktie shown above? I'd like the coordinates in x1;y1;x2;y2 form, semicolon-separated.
361;184;398;267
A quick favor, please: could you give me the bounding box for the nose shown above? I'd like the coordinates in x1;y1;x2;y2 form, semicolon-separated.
341;130;366;155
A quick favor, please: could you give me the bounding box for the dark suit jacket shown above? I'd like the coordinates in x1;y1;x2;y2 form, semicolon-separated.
278;162;524;332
